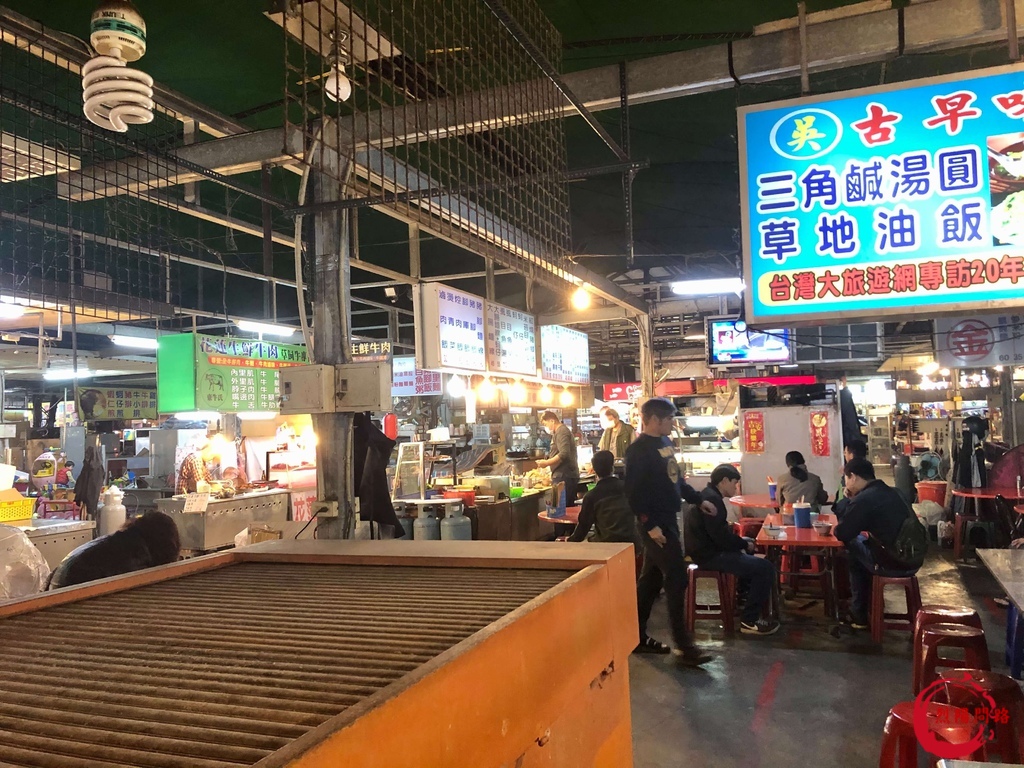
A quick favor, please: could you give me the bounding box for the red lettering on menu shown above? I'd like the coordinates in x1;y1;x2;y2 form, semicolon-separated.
851;102;901;146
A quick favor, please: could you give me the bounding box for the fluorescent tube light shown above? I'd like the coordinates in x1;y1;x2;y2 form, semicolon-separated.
671;277;745;296
0;302;25;319
43;370;91;381
235;319;297;337
235;411;278;421
110;334;158;350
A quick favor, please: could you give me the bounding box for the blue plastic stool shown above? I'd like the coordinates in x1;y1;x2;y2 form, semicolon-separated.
1006;602;1024;679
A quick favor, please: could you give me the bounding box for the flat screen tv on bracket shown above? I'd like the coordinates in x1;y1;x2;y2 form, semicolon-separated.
706;316;793;368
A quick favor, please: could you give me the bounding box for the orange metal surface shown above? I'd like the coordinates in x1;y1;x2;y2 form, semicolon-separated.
1;540;637;768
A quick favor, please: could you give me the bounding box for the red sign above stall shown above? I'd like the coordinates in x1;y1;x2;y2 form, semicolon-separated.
714;375;817;387
602;380;697;402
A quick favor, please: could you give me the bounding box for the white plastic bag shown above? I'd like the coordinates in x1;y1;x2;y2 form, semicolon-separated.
913;500;945;527
0;524;50;601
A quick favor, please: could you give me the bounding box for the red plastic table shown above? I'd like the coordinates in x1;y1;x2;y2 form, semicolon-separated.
729;494;779;517
537;506;581;526
952;486;1024;519
756;513;844;620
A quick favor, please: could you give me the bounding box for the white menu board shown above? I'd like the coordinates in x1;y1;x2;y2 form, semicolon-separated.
540;324;590;384
415;283;487;372
392;356;443;397
485;300;537;376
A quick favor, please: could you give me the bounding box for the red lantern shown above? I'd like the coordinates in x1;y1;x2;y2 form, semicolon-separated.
383;413;398;440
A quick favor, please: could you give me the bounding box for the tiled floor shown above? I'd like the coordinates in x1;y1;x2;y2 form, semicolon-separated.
629;548;1010;767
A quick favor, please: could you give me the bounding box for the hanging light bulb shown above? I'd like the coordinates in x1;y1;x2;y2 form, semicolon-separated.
446;374;466;398
571;286;591;311
509;380;527;404
323;61;352;102
83;1;154;132
539;384;554;404
477;376;497;403
559;388;574;407
323;30;353;103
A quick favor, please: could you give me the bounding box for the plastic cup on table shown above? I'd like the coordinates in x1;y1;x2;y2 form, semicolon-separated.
768;482;777;502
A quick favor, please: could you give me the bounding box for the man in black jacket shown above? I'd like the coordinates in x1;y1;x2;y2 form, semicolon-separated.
685;464;780;636
626;397;714;666
568;450;640;546
834;457;918;629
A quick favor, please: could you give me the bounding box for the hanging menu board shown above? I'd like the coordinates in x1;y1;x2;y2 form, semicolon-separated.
415;283;486;372
540;325;590;384
485;300;537;376
157;333;309;414
392;355;443;396
77;387;158;421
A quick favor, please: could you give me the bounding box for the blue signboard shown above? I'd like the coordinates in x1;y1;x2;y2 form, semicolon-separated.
739;64;1024;323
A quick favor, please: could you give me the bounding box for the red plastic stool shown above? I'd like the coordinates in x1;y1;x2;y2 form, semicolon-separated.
953;511;978;560
937;668;1024;763
880;700;987;767
912;606;983;693
916;624;991;693
685;564;736;634
871;574;922;644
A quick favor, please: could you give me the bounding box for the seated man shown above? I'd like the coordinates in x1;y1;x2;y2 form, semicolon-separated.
833;439;868;519
568;450;641;547
834;457;924;629
684;464;780;636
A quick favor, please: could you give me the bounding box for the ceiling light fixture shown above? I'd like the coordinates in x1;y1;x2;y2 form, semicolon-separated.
559;388;574;407
235;411;278;421
235;319;297;337
539;384;553;404
83;1;154;132
110;334;158;350
571;286;591;311
43;369;92;381
916;361;940;376
476;377;497;403
446;374;466;399
0;303;25;319
671;277;745;296
323;30;353;102
174;411;220;421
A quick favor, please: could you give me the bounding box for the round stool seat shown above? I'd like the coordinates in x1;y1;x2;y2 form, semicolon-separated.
917;623;992;694
938;668;1024;762
913;608;984;693
881;700;987;767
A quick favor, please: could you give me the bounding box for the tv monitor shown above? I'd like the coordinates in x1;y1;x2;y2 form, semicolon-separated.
706;317;792;367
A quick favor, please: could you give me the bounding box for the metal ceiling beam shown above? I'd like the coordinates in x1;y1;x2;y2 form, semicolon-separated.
345;0;1018;149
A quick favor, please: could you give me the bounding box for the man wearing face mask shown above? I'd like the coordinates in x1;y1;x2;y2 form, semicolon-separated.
536;411;579;506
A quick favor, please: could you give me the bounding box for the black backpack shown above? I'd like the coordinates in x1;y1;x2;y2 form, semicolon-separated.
887;512;929;570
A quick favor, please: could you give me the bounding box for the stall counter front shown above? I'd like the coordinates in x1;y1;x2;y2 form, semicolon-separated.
11;519;96;570
155;488;290;553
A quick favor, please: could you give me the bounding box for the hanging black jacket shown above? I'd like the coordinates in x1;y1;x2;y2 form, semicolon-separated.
353;412;405;538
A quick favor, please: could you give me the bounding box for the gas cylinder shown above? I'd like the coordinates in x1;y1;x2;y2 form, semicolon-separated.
100;486;126;537
413;505;441;540
440;503;472;541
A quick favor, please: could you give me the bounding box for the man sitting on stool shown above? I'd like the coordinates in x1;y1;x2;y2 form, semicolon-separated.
684;464;780;636
834;457;923;630
567;449;640;546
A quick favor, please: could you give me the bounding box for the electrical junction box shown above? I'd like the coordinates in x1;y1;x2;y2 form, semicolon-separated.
279;362;392;414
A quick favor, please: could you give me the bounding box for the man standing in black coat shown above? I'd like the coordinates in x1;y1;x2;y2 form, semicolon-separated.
626;397;713;666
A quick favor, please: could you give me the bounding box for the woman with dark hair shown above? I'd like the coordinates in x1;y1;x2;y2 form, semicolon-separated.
777;450;829;512
46;511;182;590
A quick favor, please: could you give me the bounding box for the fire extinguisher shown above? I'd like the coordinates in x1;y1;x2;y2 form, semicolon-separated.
383;413;398;440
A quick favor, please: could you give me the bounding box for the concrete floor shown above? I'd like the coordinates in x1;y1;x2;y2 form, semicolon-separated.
629;547;1010;767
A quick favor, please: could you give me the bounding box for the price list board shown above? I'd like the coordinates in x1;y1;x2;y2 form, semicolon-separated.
392;356;443;396
158;333;309;414
415;284;486;372
485;300;537;376
540;324;590;385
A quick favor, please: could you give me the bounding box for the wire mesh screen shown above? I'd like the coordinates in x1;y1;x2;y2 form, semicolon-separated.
0;24;191;323
280;0;572;281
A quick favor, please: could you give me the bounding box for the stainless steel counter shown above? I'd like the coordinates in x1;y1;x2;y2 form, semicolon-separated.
155;489;290;552
12;519;96;569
